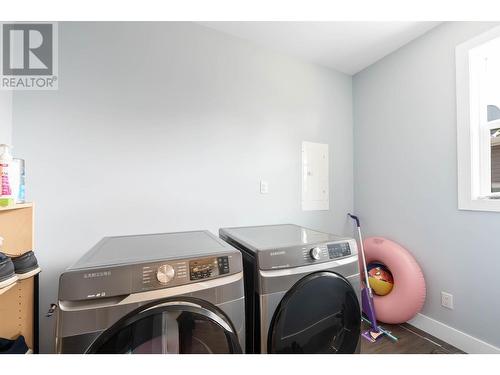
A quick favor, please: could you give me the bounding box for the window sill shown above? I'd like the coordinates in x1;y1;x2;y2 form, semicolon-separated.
458;198;500;212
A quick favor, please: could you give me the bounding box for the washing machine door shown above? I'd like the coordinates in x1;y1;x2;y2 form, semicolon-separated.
267;271;361;354
86;297;242;354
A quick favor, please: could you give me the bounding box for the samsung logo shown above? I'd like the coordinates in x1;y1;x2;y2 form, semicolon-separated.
83;271;111;279
269;250;286;256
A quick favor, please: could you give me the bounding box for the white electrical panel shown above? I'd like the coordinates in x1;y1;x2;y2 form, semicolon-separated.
301;141;329;211
260;180;269;194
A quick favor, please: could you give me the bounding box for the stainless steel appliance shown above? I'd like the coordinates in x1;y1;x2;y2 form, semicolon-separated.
219;224;361;354
56;231;245;354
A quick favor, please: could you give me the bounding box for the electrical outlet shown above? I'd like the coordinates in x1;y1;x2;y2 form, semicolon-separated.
260;180;269;194
441;291;454;309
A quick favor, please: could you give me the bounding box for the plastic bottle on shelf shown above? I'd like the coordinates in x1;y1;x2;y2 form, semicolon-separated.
16;158;26;204
10;158;25;204
0;144;15;207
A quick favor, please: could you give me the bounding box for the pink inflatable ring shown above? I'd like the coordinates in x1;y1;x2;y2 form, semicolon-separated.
363;237;426;324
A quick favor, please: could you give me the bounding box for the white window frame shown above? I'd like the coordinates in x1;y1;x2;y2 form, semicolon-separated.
456;26;500;212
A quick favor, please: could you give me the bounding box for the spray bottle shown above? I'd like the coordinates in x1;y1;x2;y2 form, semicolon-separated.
0;144;14;207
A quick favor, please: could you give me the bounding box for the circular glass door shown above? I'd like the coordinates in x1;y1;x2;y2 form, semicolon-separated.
86;297;242;354
268;271;361;354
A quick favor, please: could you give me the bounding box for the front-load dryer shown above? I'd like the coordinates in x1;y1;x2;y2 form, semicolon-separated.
219;224;361;354
56;231;245;354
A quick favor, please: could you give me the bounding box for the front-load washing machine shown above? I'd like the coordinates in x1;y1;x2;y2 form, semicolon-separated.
219;224;361;354
56;231;245;354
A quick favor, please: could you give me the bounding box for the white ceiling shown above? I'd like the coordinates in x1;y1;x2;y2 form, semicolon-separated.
198;22;441;75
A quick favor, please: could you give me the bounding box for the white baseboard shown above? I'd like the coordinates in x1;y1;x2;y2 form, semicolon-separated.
408;313;500;354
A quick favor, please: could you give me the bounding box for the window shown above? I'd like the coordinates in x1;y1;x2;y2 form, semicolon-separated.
457;26;500;211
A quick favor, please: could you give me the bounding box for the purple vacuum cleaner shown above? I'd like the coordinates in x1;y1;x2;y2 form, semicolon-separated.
348;213;398;343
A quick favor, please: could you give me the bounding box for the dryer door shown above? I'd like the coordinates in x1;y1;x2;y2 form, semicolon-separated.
86;297;242;354
267;271;361;354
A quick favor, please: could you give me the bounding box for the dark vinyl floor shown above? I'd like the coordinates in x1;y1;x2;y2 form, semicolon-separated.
360;322;464;354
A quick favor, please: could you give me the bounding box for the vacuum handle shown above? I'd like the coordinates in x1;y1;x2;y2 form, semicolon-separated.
347;213;360;227
348;213;372;292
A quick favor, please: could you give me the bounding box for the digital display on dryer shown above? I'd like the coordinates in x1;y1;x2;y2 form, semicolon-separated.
189;256;229;280
328;242;351;259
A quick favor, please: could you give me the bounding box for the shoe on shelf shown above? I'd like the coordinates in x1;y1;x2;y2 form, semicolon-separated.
12;251;41;279
0;336;31;354
0;252;17;289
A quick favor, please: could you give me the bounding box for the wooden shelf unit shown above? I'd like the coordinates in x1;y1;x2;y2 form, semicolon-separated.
0;203;38;353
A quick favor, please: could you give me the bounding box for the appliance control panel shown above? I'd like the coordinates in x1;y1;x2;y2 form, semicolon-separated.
258;238;358;270
59;252;242;301
141;261;189;287
189;256;230;280
133;253;241;293
327;242;352;259
301;245;329;261
300;241;353;262
141;255;232;288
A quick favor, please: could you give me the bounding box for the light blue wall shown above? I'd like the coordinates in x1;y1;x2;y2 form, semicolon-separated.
12;22;354;353
353;22;500;348
0;91;12;144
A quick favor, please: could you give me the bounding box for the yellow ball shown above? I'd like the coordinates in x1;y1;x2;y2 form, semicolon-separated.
368;276;394;296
